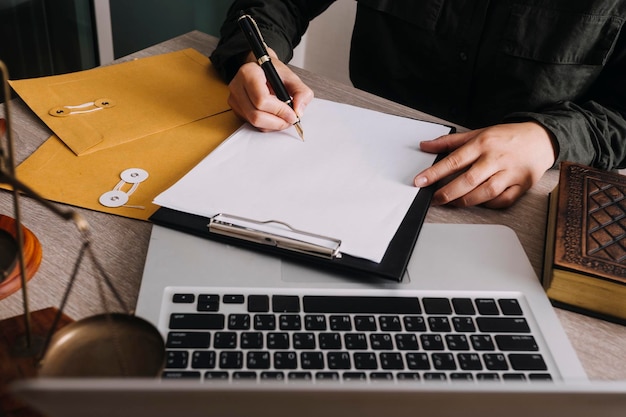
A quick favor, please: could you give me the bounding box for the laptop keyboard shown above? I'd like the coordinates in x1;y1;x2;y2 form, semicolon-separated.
160;288;556;383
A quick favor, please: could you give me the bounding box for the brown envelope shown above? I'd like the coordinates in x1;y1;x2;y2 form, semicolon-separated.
9;48;231;156
8;48;244;220
15;111;243;221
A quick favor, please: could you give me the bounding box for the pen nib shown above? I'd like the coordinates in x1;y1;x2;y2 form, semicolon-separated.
294;121;305;141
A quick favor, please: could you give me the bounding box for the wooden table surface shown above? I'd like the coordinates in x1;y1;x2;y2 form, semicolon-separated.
1;31;624;380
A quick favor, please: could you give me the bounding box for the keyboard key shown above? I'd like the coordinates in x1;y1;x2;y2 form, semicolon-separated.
424;373;447;381
219;351;243;369
319;333;342;350
261;371;285;381
405;352;430;370
273;295;300;313
343;372;367;381
274;351;298;369
452;298;475;315
395;334;418;350
470;335;495;351
241;332;263;349
370;372;394;381
166;332;210;349
247;351;271;369
267;332;290;349
503;373;526;381
162;371;201;379
420;334;444;350
451;373;474;381
354;315;377;331
403;316;427;332
223;294;244;304
303;296;421;314
509;354;547;371
431;353;456;370
379;315;402;331
330;315;352;331
169;313;225;330
293;332;316;349
499;299;523;316
445;334;470;351
214;332;237;349
233;371;257;380
279;314;302;330
228;314;251;330
483;353;509;370
288;372;312;381
248;295;270;312
452;316;476;332
254;314;276;330
380;352;404;370
301;352;324;369
397;372;420;381
305;315;327;330
166;350;189;368
428;316;451;332
495;335;539;351
529;373;552;381
354;352;377;370
172;293;195;304
477;373;500;381
370;333;393;350
327;352;351;369
457;353;482;371
204;371;229;380
191;350;216;369
422;298;452;314
197;294;220;312
475;298;499;315
476;317;530;333
344;333;368;350
316;372;340;381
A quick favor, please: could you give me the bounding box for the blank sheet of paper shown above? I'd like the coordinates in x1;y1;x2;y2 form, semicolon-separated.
154;98;451;263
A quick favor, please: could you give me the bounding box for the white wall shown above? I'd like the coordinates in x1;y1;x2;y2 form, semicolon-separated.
291;0;356;86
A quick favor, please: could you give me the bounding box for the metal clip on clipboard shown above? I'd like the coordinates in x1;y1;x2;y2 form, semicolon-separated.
208;213;342;259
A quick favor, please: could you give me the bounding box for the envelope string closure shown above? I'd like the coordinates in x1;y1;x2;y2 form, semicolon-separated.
99;168;148;210
49;98;115;117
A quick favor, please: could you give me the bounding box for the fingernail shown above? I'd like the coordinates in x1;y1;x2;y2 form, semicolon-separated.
414;176;427;187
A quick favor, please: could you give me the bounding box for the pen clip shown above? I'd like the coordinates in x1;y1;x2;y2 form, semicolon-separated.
208;213;342;259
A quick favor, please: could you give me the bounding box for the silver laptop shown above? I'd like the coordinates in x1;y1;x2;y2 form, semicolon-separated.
131;222;586;383
15;223;619;417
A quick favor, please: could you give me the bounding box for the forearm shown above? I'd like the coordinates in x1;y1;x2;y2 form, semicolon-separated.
507;101;626;171
210;0;335;82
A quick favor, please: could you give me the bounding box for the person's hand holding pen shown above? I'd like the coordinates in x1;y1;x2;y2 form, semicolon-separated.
227;48;313;135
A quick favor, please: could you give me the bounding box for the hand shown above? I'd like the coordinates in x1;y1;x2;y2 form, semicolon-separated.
227;50;314;132
413;122;557;209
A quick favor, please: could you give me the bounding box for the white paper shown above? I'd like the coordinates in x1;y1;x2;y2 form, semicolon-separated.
154;98;451;263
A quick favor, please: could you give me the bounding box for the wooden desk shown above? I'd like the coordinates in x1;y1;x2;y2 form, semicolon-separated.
1;31;625;380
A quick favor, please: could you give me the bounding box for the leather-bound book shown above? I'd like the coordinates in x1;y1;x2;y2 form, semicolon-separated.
542;161;626;324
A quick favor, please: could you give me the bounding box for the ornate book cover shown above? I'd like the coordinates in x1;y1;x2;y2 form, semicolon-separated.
553;162;626;283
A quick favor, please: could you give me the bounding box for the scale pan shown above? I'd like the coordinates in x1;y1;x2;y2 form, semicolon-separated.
39;313;165;377
0;228;17;282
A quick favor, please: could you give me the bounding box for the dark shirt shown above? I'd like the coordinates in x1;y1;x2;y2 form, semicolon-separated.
211;0;626;171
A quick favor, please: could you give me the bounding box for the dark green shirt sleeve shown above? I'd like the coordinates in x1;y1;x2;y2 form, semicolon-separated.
210;0;336;82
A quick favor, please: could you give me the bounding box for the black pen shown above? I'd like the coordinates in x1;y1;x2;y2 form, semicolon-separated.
237;12;305;141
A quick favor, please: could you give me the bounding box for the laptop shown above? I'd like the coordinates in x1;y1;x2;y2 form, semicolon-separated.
15;223;622;417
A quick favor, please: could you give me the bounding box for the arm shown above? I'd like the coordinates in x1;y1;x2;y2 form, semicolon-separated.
210;1;335;131
415;23;626;209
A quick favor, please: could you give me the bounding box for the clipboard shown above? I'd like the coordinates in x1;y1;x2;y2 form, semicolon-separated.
149;154;443;282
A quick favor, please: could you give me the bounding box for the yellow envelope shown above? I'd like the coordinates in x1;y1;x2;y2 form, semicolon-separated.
15;111;243;221
9;48;231;156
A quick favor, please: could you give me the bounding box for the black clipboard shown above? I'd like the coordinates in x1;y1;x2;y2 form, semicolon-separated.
149;154;444;282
